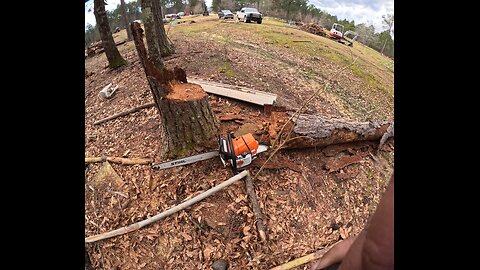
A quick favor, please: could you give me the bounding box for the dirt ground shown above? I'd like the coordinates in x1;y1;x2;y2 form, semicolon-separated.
85;15;394;270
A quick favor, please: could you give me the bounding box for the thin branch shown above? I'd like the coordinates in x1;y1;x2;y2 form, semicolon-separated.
85;170;249;243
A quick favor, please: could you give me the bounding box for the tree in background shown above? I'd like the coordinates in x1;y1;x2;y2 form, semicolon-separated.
140;0;174;69
152;0;174;56
93;0;126;68
86;0;142;47
85;23;100;48
212;0;221;12
380;14;394;55
354;23;376;45
120;0;133;40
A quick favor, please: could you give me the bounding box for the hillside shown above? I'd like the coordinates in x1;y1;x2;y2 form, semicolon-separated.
85;15;394;270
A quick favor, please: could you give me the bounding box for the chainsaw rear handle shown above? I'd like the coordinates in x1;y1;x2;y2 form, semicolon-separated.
218;133;238;174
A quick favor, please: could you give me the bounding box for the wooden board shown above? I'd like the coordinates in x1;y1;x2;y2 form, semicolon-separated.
188;78;277;106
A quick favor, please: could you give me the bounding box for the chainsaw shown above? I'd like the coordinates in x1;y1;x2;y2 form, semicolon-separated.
152;133;268;174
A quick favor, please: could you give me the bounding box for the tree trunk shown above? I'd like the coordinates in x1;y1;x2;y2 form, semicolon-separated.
120;0;133;40
141;0;163;69
93;0;126;69
131;22;219;158
152;0;175;56
266;112;393;149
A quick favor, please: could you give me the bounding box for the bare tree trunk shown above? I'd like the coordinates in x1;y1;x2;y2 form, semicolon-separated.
94;0;126;69
381;38;387;55
141;0;163;69
120;0;133;40
152;0;175;56
131;22;219;158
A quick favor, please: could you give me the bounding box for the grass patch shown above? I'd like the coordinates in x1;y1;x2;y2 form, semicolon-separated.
218;63;235;78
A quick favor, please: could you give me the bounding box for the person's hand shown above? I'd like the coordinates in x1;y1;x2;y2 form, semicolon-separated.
310;236;357;270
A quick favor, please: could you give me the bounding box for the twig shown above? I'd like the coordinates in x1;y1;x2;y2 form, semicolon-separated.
269;247;329;270
244;172;267;242
93;102;155;125
85;170;249;243
85;157;153;165
106;188;129;199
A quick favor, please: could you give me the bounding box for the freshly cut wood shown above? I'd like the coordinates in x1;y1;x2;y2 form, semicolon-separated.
218;114;245;121
244;173;267;242
93;103;155;125
85;157;153;165
85;170;249;243
299;23;327;37
267;112;393;150
131;22;219;158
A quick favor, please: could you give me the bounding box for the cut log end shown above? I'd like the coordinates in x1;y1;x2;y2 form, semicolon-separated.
166;82;207;102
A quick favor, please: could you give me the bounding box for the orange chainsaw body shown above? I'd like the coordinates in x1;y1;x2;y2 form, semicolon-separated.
231;133;259;156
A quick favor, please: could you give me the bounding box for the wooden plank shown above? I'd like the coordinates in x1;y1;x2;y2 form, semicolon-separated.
188;78;277;106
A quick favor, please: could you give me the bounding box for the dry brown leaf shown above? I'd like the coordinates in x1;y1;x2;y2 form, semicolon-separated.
181;232;193;241
243;226;251;236
203;245;214;259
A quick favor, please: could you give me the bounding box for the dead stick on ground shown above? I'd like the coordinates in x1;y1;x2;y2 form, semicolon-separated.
93;102;155;125
85;170;249;243
244;172;267;242
85;157;153;165
269;247;330;270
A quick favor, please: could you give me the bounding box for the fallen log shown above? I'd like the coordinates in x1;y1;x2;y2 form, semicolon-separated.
266;112;393;150
85;157;153;165
93;102;155;125
85;170;249;243
244;173;267;242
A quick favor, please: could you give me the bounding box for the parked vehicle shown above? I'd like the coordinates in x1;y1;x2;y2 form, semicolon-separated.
177;12;185;17
236;7;262;24
218;10;234;19
165;13;180;19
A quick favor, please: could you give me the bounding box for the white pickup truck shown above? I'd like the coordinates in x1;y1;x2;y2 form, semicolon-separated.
236;7;262;24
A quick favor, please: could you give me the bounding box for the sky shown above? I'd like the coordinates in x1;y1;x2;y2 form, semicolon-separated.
309;0;394;33
85;0;138;29
86;0;393;33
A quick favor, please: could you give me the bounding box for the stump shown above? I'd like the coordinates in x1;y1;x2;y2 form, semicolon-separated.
159;82;219;157
131;22;219;158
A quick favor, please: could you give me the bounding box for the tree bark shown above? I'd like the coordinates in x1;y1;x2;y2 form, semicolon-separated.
152;0;175;56
141;0;163;69
93;0;126;69
120;0;133;40
266;112;393;149
131;22;219;158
